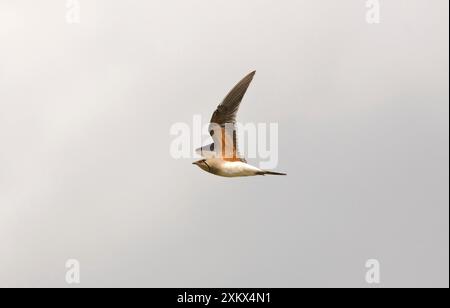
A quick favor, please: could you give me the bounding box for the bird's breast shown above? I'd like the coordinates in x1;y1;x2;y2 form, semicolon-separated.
217;161;261;177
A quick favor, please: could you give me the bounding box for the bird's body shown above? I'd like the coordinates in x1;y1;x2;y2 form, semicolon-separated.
194;158;262;177
193;71;286;178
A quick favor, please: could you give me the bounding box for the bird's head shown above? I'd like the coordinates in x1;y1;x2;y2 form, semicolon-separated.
192;159;211;173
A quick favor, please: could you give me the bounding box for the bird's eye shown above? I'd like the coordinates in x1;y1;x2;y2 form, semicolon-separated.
210;144;215;151
210;130;214;136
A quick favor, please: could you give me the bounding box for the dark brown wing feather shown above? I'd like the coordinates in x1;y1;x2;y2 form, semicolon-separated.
210;71;256;125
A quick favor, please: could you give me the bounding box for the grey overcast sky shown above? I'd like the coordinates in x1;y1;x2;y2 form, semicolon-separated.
0;0;448;287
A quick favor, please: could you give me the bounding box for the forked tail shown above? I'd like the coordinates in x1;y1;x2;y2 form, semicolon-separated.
258;171;287;176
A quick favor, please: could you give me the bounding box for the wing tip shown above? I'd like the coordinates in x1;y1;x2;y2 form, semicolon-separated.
241;70;256;83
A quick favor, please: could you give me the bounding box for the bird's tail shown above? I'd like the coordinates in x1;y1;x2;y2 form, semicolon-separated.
258;171;287;176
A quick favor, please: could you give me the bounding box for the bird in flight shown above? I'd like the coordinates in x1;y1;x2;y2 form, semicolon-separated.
193;71;286;177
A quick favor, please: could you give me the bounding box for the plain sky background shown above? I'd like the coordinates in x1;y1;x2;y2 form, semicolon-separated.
0;0;448;287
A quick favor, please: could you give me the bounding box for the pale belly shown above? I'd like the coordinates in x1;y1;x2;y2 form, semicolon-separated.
216;161;262;177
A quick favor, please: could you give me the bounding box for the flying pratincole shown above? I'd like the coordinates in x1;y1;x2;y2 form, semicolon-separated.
193;71;287;177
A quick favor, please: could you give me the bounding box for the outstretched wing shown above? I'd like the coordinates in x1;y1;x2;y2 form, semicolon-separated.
208;71;255;162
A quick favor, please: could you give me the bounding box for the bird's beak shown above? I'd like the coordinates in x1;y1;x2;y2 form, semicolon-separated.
193;160;204;166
